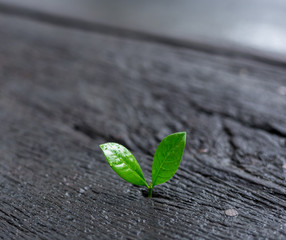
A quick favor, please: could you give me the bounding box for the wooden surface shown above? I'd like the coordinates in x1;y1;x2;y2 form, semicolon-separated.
1;0;286;58
0;10;286;240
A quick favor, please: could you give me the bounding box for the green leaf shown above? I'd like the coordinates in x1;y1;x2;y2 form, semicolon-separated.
100;143;148;187
152;132;186;187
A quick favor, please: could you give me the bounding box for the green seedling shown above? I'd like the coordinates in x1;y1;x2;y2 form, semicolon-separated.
99;132;186;197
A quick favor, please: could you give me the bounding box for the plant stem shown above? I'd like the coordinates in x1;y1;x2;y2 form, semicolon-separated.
148;186;153;198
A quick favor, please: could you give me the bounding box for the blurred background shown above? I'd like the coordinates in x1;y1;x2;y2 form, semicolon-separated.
1;0;286;59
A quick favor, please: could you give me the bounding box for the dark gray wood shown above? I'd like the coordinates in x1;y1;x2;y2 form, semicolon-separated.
1;1;286;66
0;13;286;240
1;0;286;59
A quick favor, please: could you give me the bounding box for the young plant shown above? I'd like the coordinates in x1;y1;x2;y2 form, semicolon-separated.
99;132;186;197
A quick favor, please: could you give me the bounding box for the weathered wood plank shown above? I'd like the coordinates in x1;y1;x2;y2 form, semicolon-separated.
1;0;286;63
0;14;286;239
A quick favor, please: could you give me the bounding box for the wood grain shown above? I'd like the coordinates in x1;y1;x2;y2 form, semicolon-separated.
0;14;286;239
